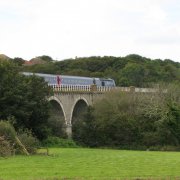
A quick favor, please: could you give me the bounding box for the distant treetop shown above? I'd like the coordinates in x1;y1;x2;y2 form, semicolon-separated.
37;55;53;62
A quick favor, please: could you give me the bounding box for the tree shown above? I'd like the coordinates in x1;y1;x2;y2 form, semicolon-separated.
19;75;51;139
37;55;53;62
0;61;51;140
93;91;141;147
72;107;98;147
133;84;180;146
118;63;145;87
13;57;25;66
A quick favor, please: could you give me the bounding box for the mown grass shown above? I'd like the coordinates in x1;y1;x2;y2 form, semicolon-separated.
0;148;180;180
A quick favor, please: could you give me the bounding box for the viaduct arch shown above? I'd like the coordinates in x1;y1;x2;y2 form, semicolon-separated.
48;93;99;137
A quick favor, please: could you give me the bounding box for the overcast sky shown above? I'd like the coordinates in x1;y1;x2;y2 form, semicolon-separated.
0;0;180;62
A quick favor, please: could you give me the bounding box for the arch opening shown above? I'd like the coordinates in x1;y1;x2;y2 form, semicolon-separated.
48;100;66;138
71;99;88;139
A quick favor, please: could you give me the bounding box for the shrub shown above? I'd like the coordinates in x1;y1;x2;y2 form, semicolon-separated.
42;136;78;148
148;145;180;151
0;136;12;157
0;121;16;156
0;121;16;142
0;121;39;155
17;130;39;154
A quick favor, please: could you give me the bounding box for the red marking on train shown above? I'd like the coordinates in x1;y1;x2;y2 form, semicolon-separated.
57;76;61;85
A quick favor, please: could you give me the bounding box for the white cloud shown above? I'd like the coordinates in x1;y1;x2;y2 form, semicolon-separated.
0;0;179;62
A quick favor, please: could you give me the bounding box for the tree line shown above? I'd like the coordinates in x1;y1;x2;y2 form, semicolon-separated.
20;54;180;87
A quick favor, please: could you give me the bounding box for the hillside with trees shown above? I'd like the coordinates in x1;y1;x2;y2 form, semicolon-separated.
21;54;180;87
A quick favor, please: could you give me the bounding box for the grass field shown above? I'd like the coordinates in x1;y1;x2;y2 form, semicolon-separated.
0;148;180;180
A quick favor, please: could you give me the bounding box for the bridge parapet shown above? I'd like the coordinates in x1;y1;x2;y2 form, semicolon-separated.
50;84;159;93
50;84;113;93
51;84;91;92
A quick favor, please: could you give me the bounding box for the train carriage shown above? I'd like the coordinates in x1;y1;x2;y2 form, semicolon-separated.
22;72;116;87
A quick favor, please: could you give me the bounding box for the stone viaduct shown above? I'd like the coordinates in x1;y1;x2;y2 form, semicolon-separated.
48;84;158;137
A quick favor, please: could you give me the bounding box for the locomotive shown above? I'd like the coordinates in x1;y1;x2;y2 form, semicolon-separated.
22;72;116;87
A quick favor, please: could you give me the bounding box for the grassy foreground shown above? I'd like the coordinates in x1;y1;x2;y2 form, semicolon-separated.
0;148;180;180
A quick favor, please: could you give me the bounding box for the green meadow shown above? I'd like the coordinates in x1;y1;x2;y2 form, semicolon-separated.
0;148;180;180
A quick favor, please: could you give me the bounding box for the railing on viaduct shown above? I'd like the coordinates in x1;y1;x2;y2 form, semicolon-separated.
50;84;159;93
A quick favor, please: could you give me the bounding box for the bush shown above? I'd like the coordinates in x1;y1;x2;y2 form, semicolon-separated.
148;145;180;151
0;121;40;155
0;136;13;157
42;136;78;148
0;121;16;156
17;130;39;154
0;121;16;142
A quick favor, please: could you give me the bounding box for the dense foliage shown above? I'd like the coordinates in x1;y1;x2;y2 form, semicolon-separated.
73;85;180;149
42;136;78;148
0;61;51;140
22;54;180;87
